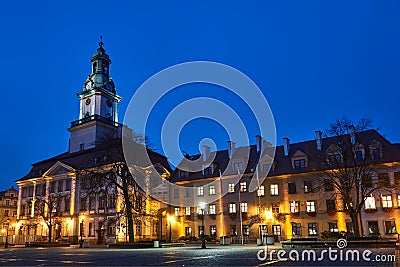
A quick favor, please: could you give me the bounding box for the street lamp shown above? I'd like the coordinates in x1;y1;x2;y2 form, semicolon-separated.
167;215;174;243
5;218;10;248
79;215;85;248
199;202;206;249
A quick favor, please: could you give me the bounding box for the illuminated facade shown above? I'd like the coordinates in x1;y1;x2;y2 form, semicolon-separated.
169;131;400;242
15;41;171;244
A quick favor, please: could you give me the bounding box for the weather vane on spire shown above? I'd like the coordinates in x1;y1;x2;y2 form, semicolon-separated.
99;35;104;48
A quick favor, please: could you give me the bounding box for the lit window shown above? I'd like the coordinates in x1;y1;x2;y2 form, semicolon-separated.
229;203;236;213
306;201;315;213
197;186;204;196
381;195;392;208
228;183;235;193
270;184;278;196
308;223;317;236
240;182;247;192
290;201;299;213
368;221;379;235
242;225;249;236
365;196;376;210
240;202;248;213
385;221;397;234
185;207;191;215
292;223;301;236
209;185;216;195
294;159;306;169
210;225;217;236
174;207;180;216
329;223;338;233
257;185;265;197
272;203;280;213
209;204;216;215
304;181;312;193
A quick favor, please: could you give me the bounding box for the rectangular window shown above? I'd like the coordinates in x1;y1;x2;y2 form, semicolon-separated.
136;221;142;236
80;198;87;211
372;149;380;160
209;185;216;195
185;206;191;216
229;203;236;213
243;225;249;236
80;143;85;151
180;171;188;179
4;210;9;216
270;184;278;196
394;172;400;185
328;154;342;164
98;195;105;209
230;225;237;236
209;204;216;215
108;195;116;208
5;200;10;206
368;221;379;235
292;223;301;236
65;179;72;191
329;223;338;233
257;185;265;196
12;211;17;217
234;162;244;170
240;202;248;213
326;200;336;211
346;222;354;234
184;188;190;197
174;207;180;216
13;200;17;206
240;182;247;192
365;196;376;210
58;181;63;192
294;159;305;169
288;182;296;194
228;183;235;193
108;224;116;236
379;173;390;186
273;225;281;236
381;195;392;208
64;197;70;212
385;221;396;234
173;189;179;198
210;225;217;236
356;150;363;161
185;227;192;237
290;201;300;213
304;181;312;193
197;186;204;196
198;226;204;236
203;166;213;176
89;222;94;236
308;223;317;236
272;203;280;213
306;201;315;213
324;179;334;191
89;196;95;210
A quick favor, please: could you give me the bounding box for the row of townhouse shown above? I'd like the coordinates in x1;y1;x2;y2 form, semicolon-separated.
167;130;400;242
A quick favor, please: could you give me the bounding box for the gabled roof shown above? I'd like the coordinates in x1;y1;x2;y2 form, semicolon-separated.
16;138;172;182
169;130;400;182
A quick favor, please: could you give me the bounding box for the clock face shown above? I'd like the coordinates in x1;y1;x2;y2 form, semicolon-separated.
85;81;92;90
106;100;112;107
86;98;91;105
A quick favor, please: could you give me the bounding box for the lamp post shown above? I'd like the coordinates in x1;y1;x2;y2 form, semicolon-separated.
199;202;206;249
5;218;10;248
167;215;174;243
79;215;85;248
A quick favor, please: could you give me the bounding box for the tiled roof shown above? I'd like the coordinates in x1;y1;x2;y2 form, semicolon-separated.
16;138;172;182
169;130;400;183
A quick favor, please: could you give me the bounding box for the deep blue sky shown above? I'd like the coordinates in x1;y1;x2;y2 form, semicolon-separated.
1;1;399;189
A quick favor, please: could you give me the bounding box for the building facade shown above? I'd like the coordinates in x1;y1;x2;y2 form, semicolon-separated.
169;130;400;242
0;187;18;244
15;41;171;245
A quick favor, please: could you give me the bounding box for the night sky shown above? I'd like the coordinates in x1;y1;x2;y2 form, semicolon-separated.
1;1;399;188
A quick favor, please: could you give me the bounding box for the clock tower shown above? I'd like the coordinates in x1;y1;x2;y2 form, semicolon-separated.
68;40;123;153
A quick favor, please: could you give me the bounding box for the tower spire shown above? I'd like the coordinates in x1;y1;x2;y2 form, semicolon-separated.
99;35;104;48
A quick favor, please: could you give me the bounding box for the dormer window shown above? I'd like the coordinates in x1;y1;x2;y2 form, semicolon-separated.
372;149;380;160
294;159;305;169
179;171;188;179
365;195;376;210
234;162;244;171
356;151;363;161
327;154;342;164
203;166;213;176
369;140;382;160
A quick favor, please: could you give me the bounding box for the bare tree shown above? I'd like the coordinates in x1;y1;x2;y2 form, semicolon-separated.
34;193;62;242
321;116;388;237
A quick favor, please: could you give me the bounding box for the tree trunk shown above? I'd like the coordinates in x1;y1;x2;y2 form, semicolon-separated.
48;212;52;243
349;210;360;237
121;179;134;243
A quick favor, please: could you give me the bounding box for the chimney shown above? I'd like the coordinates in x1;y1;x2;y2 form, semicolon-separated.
202;145;210;161
256;135;263;153
315;130;322;151
228;141;236;159
283;137;290;156
349;125;356;144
